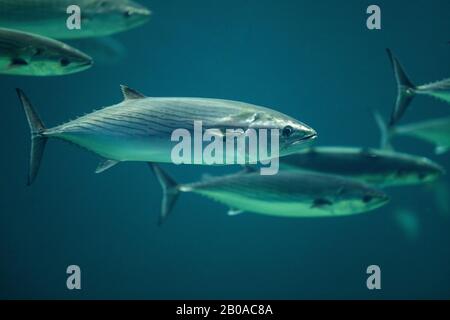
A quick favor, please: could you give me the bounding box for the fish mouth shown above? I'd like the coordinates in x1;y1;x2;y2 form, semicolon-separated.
79;59;94;67
283;133;317;151
301;132;317;142
291;132;318;146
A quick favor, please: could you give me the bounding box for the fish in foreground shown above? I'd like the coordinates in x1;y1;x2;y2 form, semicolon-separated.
0;28;92;76
280;146;445;187
375;110;450;155
150;164;390;224
18;86;317;185
386;48;450;126
0;0;151;39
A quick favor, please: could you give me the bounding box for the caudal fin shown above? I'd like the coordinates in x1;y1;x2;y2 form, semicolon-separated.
149;163;180;225
386;49;416;127
373;110;393;150
17;89;48;186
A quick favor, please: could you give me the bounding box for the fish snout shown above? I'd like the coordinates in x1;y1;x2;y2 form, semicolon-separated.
73;53;94;70
124;2;152;20
302;127;318;142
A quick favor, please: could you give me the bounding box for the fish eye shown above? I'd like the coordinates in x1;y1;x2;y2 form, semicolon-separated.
362;195;373;203
124;10;132;18
60;58;71;67
282;125;294;137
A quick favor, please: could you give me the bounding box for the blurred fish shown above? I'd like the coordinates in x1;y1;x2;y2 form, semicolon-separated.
0;28;92;76
68;37;126;65
393;208;420;241
150;164;389;224
426;180;450;218
17;86;317;185
280;147;445;187
376;110;450;155
0;0;151;39
386;48;450;126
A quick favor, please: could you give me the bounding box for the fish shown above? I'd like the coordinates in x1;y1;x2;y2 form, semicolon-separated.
150;164;390;224
279;146;445;187
386;48;450;126
375;110;450;155
17;86;317;185
0;0;151;40
0;28;93;76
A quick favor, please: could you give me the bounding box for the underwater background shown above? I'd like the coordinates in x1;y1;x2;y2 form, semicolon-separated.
1;0;449;299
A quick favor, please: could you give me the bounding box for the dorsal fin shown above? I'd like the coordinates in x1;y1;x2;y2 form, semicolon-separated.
120;85;146;100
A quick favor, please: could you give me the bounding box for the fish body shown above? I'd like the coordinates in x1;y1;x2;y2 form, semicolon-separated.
0;0;151;39
18;86;317;185
151;164;389;224
386;49;450;126
393;117;450;155
280;147;445;187
0;28;92;76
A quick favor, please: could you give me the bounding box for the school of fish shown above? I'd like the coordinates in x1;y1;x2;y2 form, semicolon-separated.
4;1;448;224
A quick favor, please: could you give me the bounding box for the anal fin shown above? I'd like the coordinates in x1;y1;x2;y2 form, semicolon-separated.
227;209;244;216
95;159;119;174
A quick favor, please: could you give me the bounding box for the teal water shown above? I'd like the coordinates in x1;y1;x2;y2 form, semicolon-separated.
1;0;449;299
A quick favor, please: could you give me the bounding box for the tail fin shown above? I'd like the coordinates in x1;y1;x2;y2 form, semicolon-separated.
373;110;393;150
149;163;180;225
17;89;48;186
386;49;416;127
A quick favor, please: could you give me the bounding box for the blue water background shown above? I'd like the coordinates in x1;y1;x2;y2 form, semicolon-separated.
0;0;449;299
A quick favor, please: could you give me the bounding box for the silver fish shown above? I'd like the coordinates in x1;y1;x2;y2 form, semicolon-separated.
150;164;390;224
0;0;151;39
17;86;317;185
0;28;92;76
280;147;445;187
375;110;450;155
386;48;450;126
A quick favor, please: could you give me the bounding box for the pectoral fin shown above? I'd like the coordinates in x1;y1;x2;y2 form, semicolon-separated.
227;209;244;216
435;146;449;155
311;198;333;209
10;58;28;68
95;159;119;174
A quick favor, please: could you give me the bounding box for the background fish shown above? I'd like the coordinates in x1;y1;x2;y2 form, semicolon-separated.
391;117;450;155
0;0;151;39
279;147;445;187
150;164;390;224
387;48;450;126
17;86;317;185
0;28;92;76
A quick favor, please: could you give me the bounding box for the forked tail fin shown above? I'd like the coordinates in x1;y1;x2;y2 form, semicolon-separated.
149;163;180;225
373;110;393;150
16;89;48;186
386;49;416;127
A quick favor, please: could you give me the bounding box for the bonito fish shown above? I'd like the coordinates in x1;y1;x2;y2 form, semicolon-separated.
150;164;390;224
386;48;450;126
0;28;92;76
17;86;317;185
280;147;445;187
0;0;151;39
